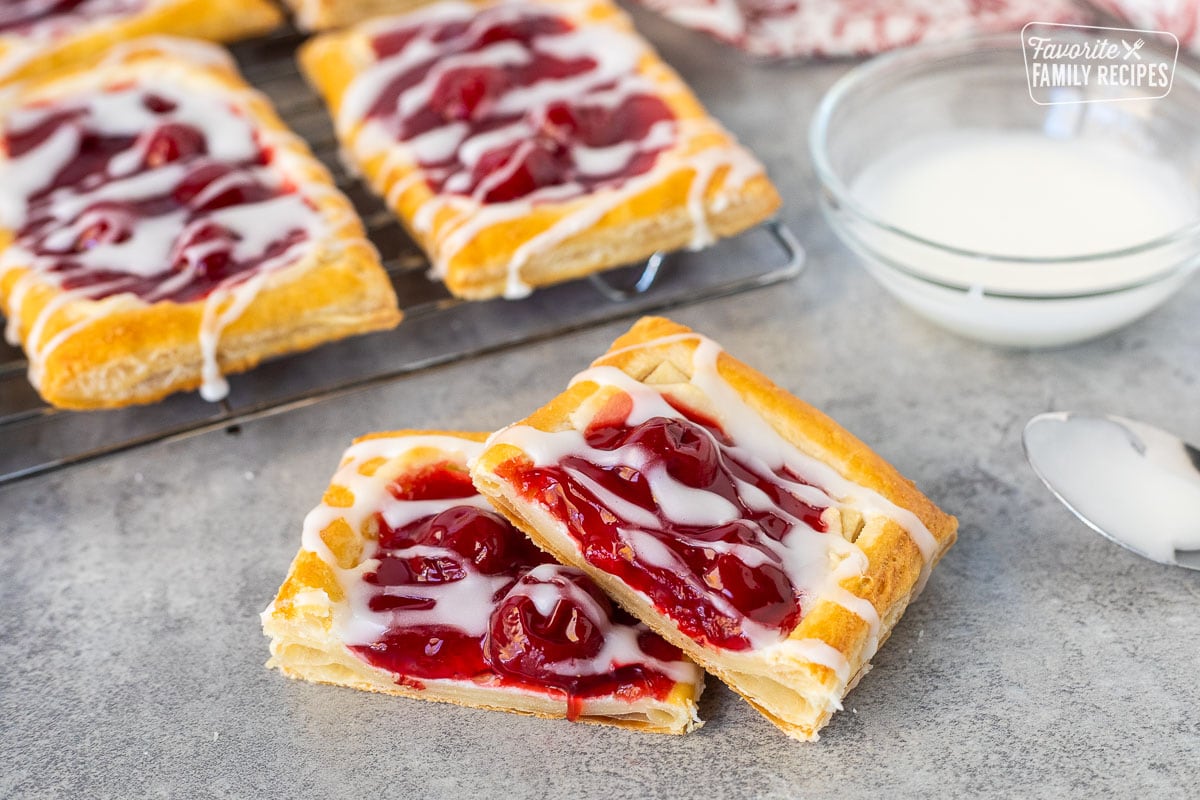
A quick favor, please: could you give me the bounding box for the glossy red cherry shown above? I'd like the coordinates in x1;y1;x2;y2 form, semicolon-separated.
628;417;723;488
370;553;468;586
355;626;490;681
477;17;571;46
142;94;178;114
585;415;725;489
366;594;436;612
430;67;509;121
540;101;581;144
636;628;684;663
73;202;134;251
703;550;798;633
388;464;476;501
171;163;269;211
171;222;236;280
432;507;533;574
143;123;206;167
597;96;674;148
378;506;548;576
475;142;572;203
542;96;673;150
486;567;608;685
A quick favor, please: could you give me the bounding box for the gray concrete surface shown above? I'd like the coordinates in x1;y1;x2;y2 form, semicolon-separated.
3;9;1200;799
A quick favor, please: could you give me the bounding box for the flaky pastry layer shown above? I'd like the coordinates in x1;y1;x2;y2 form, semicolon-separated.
0;40;401;409
471;317;958;741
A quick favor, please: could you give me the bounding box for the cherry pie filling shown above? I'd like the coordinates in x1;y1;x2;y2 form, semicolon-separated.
497;395;832;652
348;465;684;712
0;0;146;36
2;86;315;304
362;5;677;204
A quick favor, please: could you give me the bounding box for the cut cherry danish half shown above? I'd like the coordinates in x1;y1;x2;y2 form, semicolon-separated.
262;430;704;734
472;317;958;740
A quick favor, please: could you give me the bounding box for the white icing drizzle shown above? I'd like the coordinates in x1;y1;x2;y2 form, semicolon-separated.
95;35;238;71
196;273;262;402
0;123;80;225
3;271;36;344
0;0;148;41
339;0;766;297
666;335;938;565
22;283;138;388
0;1;158;83
0;61;332;401
275;433;699;692
487;332;940;681
291;434;495;646
776;638;852;686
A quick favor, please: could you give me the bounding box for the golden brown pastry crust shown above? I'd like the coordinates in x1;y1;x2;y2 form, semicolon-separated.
297;0;781;299
0;0;282;85
262;429;704;735
0;41;402;410
280;0;435;31
471;316;958;741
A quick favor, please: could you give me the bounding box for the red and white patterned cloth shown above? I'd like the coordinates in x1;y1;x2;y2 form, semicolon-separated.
1092;0;1200;53
634;0;1086;58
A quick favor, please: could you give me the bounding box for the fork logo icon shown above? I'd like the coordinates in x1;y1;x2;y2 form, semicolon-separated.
1122;38;1145;60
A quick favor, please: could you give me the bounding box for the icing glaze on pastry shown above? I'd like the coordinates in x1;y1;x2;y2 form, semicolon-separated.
0;81;324;401
487;333;937;667
337;0;763;297
0;0;148;80
351;12;674;203
0;0;146;37
288;433;697;711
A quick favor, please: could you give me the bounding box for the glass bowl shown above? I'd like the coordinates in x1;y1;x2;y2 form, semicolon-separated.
809;33;1200;347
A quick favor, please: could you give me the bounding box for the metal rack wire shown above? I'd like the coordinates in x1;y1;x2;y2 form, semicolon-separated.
0;27;804;487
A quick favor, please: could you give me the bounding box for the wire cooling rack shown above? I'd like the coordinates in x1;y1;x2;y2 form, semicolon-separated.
0;26;804;487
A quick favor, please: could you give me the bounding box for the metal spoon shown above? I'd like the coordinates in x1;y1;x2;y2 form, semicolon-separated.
1023;412;1200;571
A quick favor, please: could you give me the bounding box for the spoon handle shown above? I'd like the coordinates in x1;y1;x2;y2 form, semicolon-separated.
1185;441;1200;473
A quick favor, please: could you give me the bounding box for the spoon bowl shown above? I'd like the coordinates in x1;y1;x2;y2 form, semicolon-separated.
1023;411;1200;571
